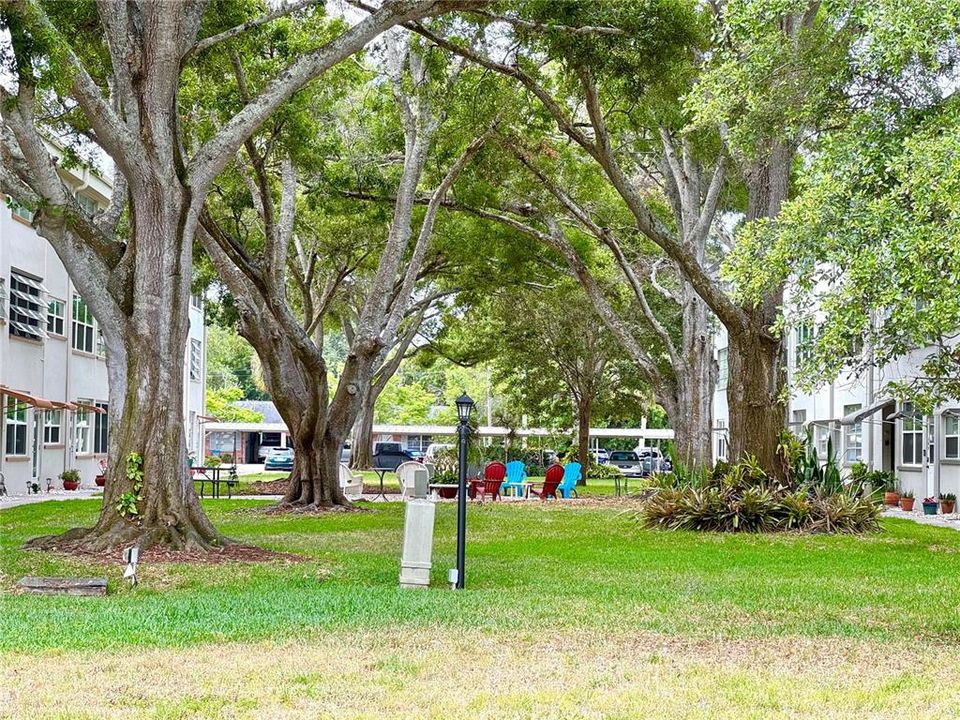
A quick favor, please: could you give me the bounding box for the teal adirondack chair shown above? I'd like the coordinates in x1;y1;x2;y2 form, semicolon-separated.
558;462;581;498
502;461;527;498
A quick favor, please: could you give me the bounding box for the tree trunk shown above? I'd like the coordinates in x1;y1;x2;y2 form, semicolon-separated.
671;292;716;469
349;385;377;471
279;422;349;508
576;397;591;485
723;140;791;475
26;187;220;551
725;325;786;474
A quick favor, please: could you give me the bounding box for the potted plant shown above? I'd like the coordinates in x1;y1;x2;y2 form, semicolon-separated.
432;470;458;499
60;469;81;491
900;490;915;512
940;493;956;515
95;459;107;487
922;496;939;515
883;475;901;507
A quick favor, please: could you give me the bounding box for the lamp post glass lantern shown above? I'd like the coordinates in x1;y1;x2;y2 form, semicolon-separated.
455;392;474;589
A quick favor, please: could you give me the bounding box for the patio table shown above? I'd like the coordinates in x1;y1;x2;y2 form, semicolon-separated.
371;467;392;501
503;481;533;499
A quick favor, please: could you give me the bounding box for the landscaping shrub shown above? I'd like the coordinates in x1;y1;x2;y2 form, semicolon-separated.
634;450;882;534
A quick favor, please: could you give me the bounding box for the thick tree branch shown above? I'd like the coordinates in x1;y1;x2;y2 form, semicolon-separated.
189;0;469;194
188;0;321;58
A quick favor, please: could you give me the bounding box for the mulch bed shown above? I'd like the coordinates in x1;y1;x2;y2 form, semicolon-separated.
49;543;307;565
236;479;401;496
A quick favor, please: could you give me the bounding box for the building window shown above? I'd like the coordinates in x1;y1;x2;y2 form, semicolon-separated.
96;329;106;358
10;200;34;223
76;192;99;217
815;423;839;460
0;278;5;323
189;338;202;381
901;402;923;466
716;419;728;461
843;404;863;464
47;298;66;336
795;322;814;369
191;293;203;310
4;397;28;455
717;348;728;391
72;294;95;353
44;409;62;445
946;415;960;460
75;401;92;455
93;402;109;454
405;434;432;453
8;270;47;341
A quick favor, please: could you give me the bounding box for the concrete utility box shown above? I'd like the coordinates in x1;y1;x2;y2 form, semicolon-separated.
412;466;430;498
399;498;436;589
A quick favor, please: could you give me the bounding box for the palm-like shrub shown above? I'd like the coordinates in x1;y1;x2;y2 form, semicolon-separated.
633;449;881;534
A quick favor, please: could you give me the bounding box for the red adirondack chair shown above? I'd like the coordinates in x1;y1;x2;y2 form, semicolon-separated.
530;463;565;500
473;461;506;502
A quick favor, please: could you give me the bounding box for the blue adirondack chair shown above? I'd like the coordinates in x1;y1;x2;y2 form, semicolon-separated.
558;462;581;498
502;461;527;498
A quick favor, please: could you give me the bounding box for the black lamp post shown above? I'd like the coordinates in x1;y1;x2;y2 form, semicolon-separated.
454;391;474;589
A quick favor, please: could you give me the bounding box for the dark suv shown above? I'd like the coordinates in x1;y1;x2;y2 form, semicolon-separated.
372;442;415;471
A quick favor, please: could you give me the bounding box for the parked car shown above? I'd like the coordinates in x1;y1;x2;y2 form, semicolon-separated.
340;441;352;465
257;444;283;463
372;442;415;471
591;448;610;465
407;449;425;461
264;447;294;471
609;450;644;478
636;447;671;475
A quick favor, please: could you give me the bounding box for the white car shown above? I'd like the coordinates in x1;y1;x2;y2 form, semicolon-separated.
591;448;610;465
609;451;644;478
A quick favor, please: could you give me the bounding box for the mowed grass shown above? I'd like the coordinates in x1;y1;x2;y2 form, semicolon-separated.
3;499;960;718
2;499;960;652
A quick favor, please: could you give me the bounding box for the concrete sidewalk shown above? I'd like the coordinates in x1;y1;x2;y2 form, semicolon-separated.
0;487;103;509
882;506;960;531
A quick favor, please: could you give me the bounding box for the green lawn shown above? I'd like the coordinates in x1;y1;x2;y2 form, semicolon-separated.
2;498;959;718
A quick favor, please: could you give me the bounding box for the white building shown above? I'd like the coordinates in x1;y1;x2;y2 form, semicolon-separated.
0;160;206;495
712;324;960;499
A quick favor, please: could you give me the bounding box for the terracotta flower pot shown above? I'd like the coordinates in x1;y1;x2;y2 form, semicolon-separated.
940;501;955;515
95;475;106;487
900;497;915;512
437;486;457;499
63;480;80;491
884;491;901;507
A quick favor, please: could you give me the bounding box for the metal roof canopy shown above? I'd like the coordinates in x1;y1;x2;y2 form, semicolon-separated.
202;421;674;440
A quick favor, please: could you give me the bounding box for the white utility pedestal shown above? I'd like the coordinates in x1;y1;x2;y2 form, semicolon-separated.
399;498;436;588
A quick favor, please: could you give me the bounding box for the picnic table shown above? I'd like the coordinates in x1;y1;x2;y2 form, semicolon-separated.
192;466;238;499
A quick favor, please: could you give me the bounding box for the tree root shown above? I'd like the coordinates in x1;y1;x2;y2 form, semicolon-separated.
23;519;230;554
264;499;358;515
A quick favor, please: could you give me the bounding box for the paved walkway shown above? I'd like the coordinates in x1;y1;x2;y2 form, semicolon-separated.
0;487;103;509
0;491;397;509
882;506;960;531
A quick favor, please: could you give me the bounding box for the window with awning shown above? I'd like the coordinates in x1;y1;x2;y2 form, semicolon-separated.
8;269;47;341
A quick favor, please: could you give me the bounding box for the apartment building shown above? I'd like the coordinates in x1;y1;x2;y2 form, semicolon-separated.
712;325;960;499
0;156;205;495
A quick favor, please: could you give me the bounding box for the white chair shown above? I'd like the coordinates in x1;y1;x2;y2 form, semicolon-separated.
338;463;364;500
397;461;429;500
